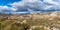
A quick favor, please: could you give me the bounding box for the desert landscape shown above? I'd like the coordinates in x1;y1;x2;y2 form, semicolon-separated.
0;12;60;30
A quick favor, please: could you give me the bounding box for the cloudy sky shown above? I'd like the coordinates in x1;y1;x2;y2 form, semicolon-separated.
0;0;60;14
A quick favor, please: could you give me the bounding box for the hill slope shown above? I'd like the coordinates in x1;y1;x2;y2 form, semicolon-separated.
0;12;60;30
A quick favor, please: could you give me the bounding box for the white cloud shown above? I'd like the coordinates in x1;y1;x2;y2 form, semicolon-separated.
43;0;58;5
11;0;45;11
0;0;60;14
0;6;17;12
10;7;17;11
0;6;9;10
23;0;39;2
11;0;60;11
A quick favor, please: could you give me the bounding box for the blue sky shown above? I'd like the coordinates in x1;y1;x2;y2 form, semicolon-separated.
0;0;21;6
0;0;60;14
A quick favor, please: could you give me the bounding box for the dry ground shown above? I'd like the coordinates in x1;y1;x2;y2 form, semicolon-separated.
0;13;60;30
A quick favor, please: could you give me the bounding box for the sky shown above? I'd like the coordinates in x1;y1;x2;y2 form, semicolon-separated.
0;0;60;14
0;0;21;6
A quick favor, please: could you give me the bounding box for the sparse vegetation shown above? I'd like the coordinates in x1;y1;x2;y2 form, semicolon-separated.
0;13;60;30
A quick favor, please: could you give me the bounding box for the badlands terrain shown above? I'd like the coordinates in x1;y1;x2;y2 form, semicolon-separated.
0;12;60;30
